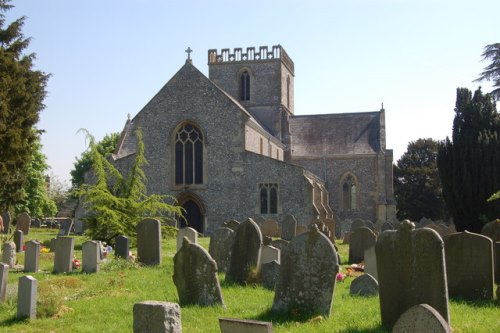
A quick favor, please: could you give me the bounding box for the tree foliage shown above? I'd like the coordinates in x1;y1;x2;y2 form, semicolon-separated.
70;132;119;188
0;0;49;212
437;88;500;232
76;128;183;244
475;43;500;101
394;138;448;222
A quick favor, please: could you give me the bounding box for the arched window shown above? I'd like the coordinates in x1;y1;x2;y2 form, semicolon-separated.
260;183;278;214
342;174;357;210
175;123;203;185
240;70;250;101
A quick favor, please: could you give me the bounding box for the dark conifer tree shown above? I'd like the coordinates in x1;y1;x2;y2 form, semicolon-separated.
475;43;500;101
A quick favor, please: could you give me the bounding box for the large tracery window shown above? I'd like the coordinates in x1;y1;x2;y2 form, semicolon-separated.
240;70;250;101
342;175;357;210
260;183;278;214
175;123;203;185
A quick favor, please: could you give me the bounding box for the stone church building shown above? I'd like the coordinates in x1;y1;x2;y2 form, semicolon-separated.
111;45;395;235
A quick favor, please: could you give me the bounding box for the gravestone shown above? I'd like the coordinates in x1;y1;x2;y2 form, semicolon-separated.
0;263;8;302
133;301;181;333
481;220;500;283
342;232;351;244
219;318;273;333
24;240;40;273
222;219;240;231
350;273;378;296
17;275;37;320
350;218;365;231
53;237;74;274
226;218;262;285
115;235;130;260
16;212;31;235
74;219;85;234
261;219;279;237
272;224;339;317
376;220;449;330
31;219;42;228
176;227;198;252
2;242;16;268
443;232;494;300
137;218;162;265
496;242;500;284
173;237;224;306
280;214;297;241
348;227;377;264
14;230;23;253
59;219;73;236
82;240;100;273
365;221;376;231
392;304;451;333
263;236;272;245
261;245;280;265
208;227;235;273
295;225;307;235
253;216;265;227
1;211;10;234
270;239;288;253
363;246;378;280
260;260;280;290
381;221;394;232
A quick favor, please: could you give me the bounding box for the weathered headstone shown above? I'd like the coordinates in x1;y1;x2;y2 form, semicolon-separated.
222;219;240;231
137;218;162;265
348;227;377;264
16;212;31;235
58;219;73;236
272;224;339;317
376;220;449;330
2;242;16;268
350;273;378;296
53;237;74;274
17;275;37;320
261;245;280;265
280;214;297;241
443;232;494;300
24;240;40;273
14;229;23;253
261;219;279;237
173;237;224;306
219;318;273;333
392;304;451;333
176;227;198;252
208;227;235;273
115;235;130;260
350;218;365;231
31;219;42;228
82;240;100;273
0;263;8;302
133;301;181;333
226;218;262;285
1;211;10;234
363;246;378;280
260;260;280;290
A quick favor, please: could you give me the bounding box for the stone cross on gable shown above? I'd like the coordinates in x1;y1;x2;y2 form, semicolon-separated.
185;47;193;60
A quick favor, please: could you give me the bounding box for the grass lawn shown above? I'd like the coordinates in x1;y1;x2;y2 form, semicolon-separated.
0;228;498;332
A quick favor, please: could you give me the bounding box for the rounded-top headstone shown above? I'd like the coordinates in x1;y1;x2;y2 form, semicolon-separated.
261;219;279;237
280;214;297;241
16;212;31;235
136;218;162;266
208;227;235;273
348;226;377;264
392;304;451;333
176;227;198;251
222;219;240;231
1;211;11;234
481;219;500;242
350;273;379;296
350;218;365;231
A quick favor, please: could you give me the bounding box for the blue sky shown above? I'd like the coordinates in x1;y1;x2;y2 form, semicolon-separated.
6;0;500;184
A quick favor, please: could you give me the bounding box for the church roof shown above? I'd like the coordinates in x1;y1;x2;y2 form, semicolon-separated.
289;111;382;157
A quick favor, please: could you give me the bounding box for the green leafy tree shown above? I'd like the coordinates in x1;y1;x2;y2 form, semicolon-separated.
76;129;183;244
437;88;500;232
70;132;119;188
475;43;500;101
394;138;448;222
0;0;49;212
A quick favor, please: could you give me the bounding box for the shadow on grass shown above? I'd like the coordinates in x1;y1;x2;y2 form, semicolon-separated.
450;297;499;308
0;316;30;327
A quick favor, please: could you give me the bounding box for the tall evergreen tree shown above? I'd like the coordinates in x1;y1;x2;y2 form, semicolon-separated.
475;43;500;101
0;0;49;212
437;88;500;232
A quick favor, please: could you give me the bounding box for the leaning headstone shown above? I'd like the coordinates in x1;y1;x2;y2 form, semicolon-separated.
260;260;280;290
115;235;130;260
219;318;273;333
376;220;449;330
133;301;181;333
363;246;378;280
348;227;377;264
0;263;8;302
261;219;279;237
176;227;198;252
17;275;37;320
392;304;451;333
208;227;235;273
53;237;74;274
173;237;224;306
261;245;280;265
444;231;494;300
222;219;240;231
24;240;40;273
137;218;161;265
14;229;23;253
280;214;297;241
1;211;10;234
350;273;378;296
16;212;31;235
226;218;262;285
272;224;339;317
350;218;365;231
2;242;16;268
58;219;73;236
82;240;100;273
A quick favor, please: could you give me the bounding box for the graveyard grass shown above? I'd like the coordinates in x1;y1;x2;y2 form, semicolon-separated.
0;229;498;332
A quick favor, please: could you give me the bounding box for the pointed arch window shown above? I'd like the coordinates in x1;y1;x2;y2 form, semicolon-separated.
342;175;357;210
260;183;278;214
240;70;250;101
175;123;203;185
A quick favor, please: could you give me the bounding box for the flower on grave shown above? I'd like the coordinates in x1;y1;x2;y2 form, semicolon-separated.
336;272;345;282
40;246;50;253
22;245;26;251
72;258;81;270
